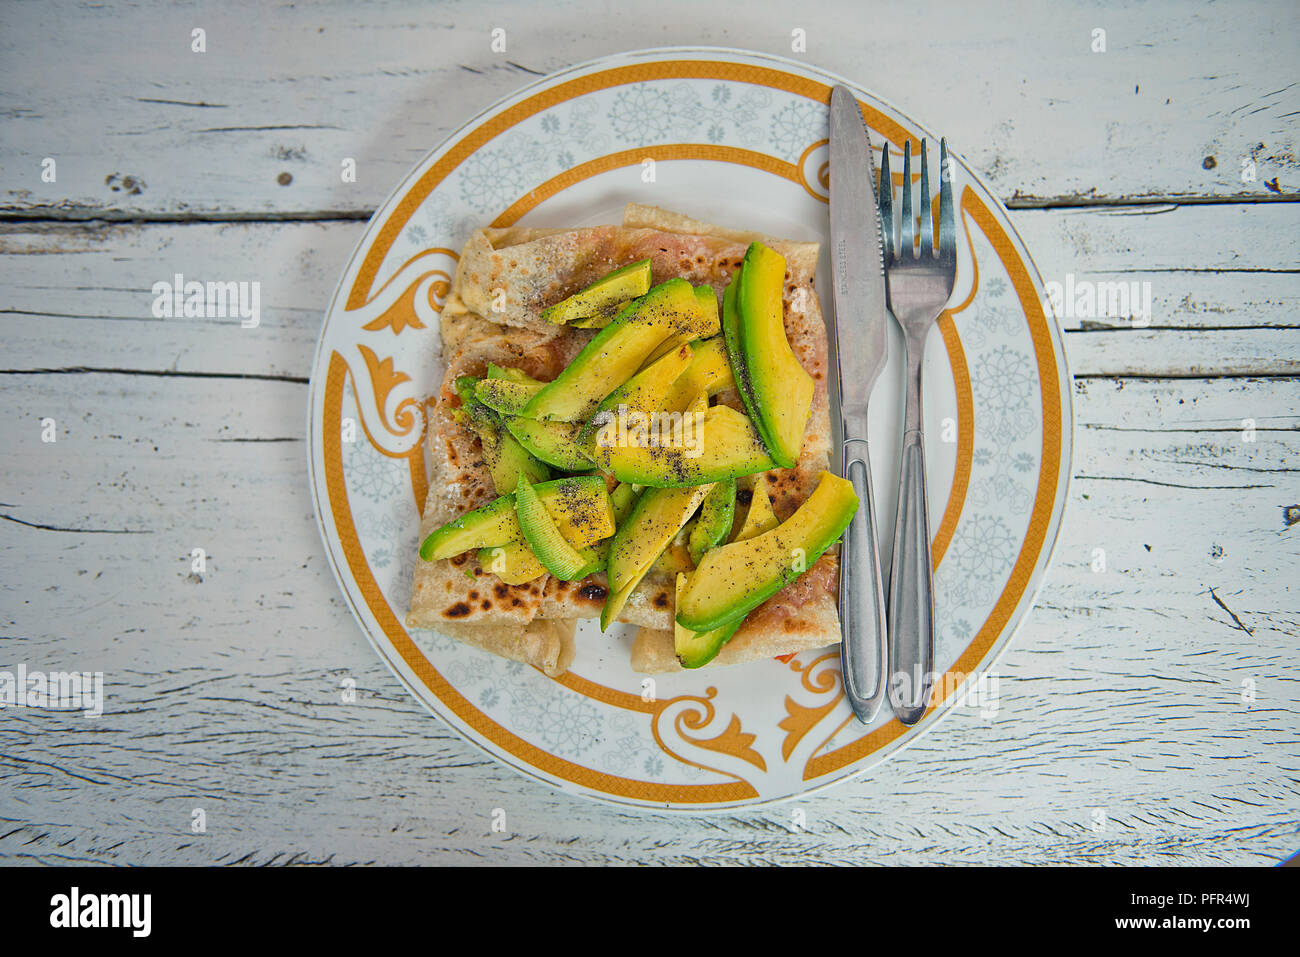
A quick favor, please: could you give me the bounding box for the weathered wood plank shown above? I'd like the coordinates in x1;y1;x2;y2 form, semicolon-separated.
1;203;1296;382
1;0;1296;219
0;372;1294;864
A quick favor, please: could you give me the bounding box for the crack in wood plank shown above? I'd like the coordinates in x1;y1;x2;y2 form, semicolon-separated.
0;366;309;384
1208;587;1255;635
0;513;153;535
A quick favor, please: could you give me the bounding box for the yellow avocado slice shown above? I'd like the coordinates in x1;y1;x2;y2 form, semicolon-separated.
598;403;776;488
475;376;544;416
736;242;815;469
730;474;779;543
476;539;548;585
540;259;652;326
585;341;694;458
657;336;735;415
514;476;604;581
600;483;714;631
639;287;722;369
524;279;710;422
676;471;859;632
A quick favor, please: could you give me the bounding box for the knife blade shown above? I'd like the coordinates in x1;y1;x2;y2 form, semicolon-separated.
828;84;890;724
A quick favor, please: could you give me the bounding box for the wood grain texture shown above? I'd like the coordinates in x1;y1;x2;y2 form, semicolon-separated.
1;0;1297;866
1;373;1294;865
1;0;1296;219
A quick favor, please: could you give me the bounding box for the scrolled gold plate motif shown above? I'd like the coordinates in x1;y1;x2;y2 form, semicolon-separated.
306;48;1073;810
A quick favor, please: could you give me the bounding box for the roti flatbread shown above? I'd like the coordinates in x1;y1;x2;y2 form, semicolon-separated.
405;205;842;675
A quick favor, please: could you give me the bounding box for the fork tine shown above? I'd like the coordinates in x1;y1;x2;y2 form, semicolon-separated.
918;138;932;256
878;143;893;262
939;137;956;261
900;140;913;258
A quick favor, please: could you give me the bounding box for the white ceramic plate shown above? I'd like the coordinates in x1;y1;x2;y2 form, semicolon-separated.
307;47;1073;811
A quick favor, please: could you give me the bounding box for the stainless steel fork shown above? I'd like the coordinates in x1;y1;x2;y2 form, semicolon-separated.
880;138;957;725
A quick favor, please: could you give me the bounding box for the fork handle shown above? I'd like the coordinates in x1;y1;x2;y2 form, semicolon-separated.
839;437;889;724
888;419;936;726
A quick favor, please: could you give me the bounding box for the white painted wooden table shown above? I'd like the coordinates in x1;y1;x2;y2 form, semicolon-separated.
2;0;1297;865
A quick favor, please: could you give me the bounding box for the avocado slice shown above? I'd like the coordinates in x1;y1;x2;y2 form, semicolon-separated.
601;483;714;630
540;259;652;326
523;279;712;422
419;495;520;561
482;430;551;495
676;471;858;632
651;539;695;576
730;475;779;542
638;287;721;368
640;332;692;368
652;515;696;575
476;378;544;416
673;572;746;669
532;475;617;546
477;539;547;585
514;475;603;580
736;242;815;468
599;403;776;487
721;271;766;430
451;375;550;494
584;341;694;455
567;306;625;330
418;476;614;561
694;284;720;328
488;364;537;384
502;416;593;471
609;482;641;525
688;479;736;564
657;336;735;415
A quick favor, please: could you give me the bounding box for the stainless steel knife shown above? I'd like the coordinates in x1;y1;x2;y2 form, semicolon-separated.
828;84;890;725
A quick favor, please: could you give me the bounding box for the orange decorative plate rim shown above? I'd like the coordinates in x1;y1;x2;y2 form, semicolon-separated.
306;46;1074;811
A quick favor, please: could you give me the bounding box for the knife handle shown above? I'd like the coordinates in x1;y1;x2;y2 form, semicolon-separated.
839;437;889;724
887;425;936;726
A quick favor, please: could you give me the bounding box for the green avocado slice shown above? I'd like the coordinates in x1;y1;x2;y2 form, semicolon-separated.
475;377;544;416
451;376;550;494
736;242;815;469
694;284;720;329
657;336;734;415
676;471;859;632
540;259;652;326
568;301;632;329
514;475;600;580
502;416;593;470
609;482;641;525
600;483;714;631
419;496;520;561
673;572;746;669
688;479;736;565
523;279;712;423
418;476;614;561
721;271;766;431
